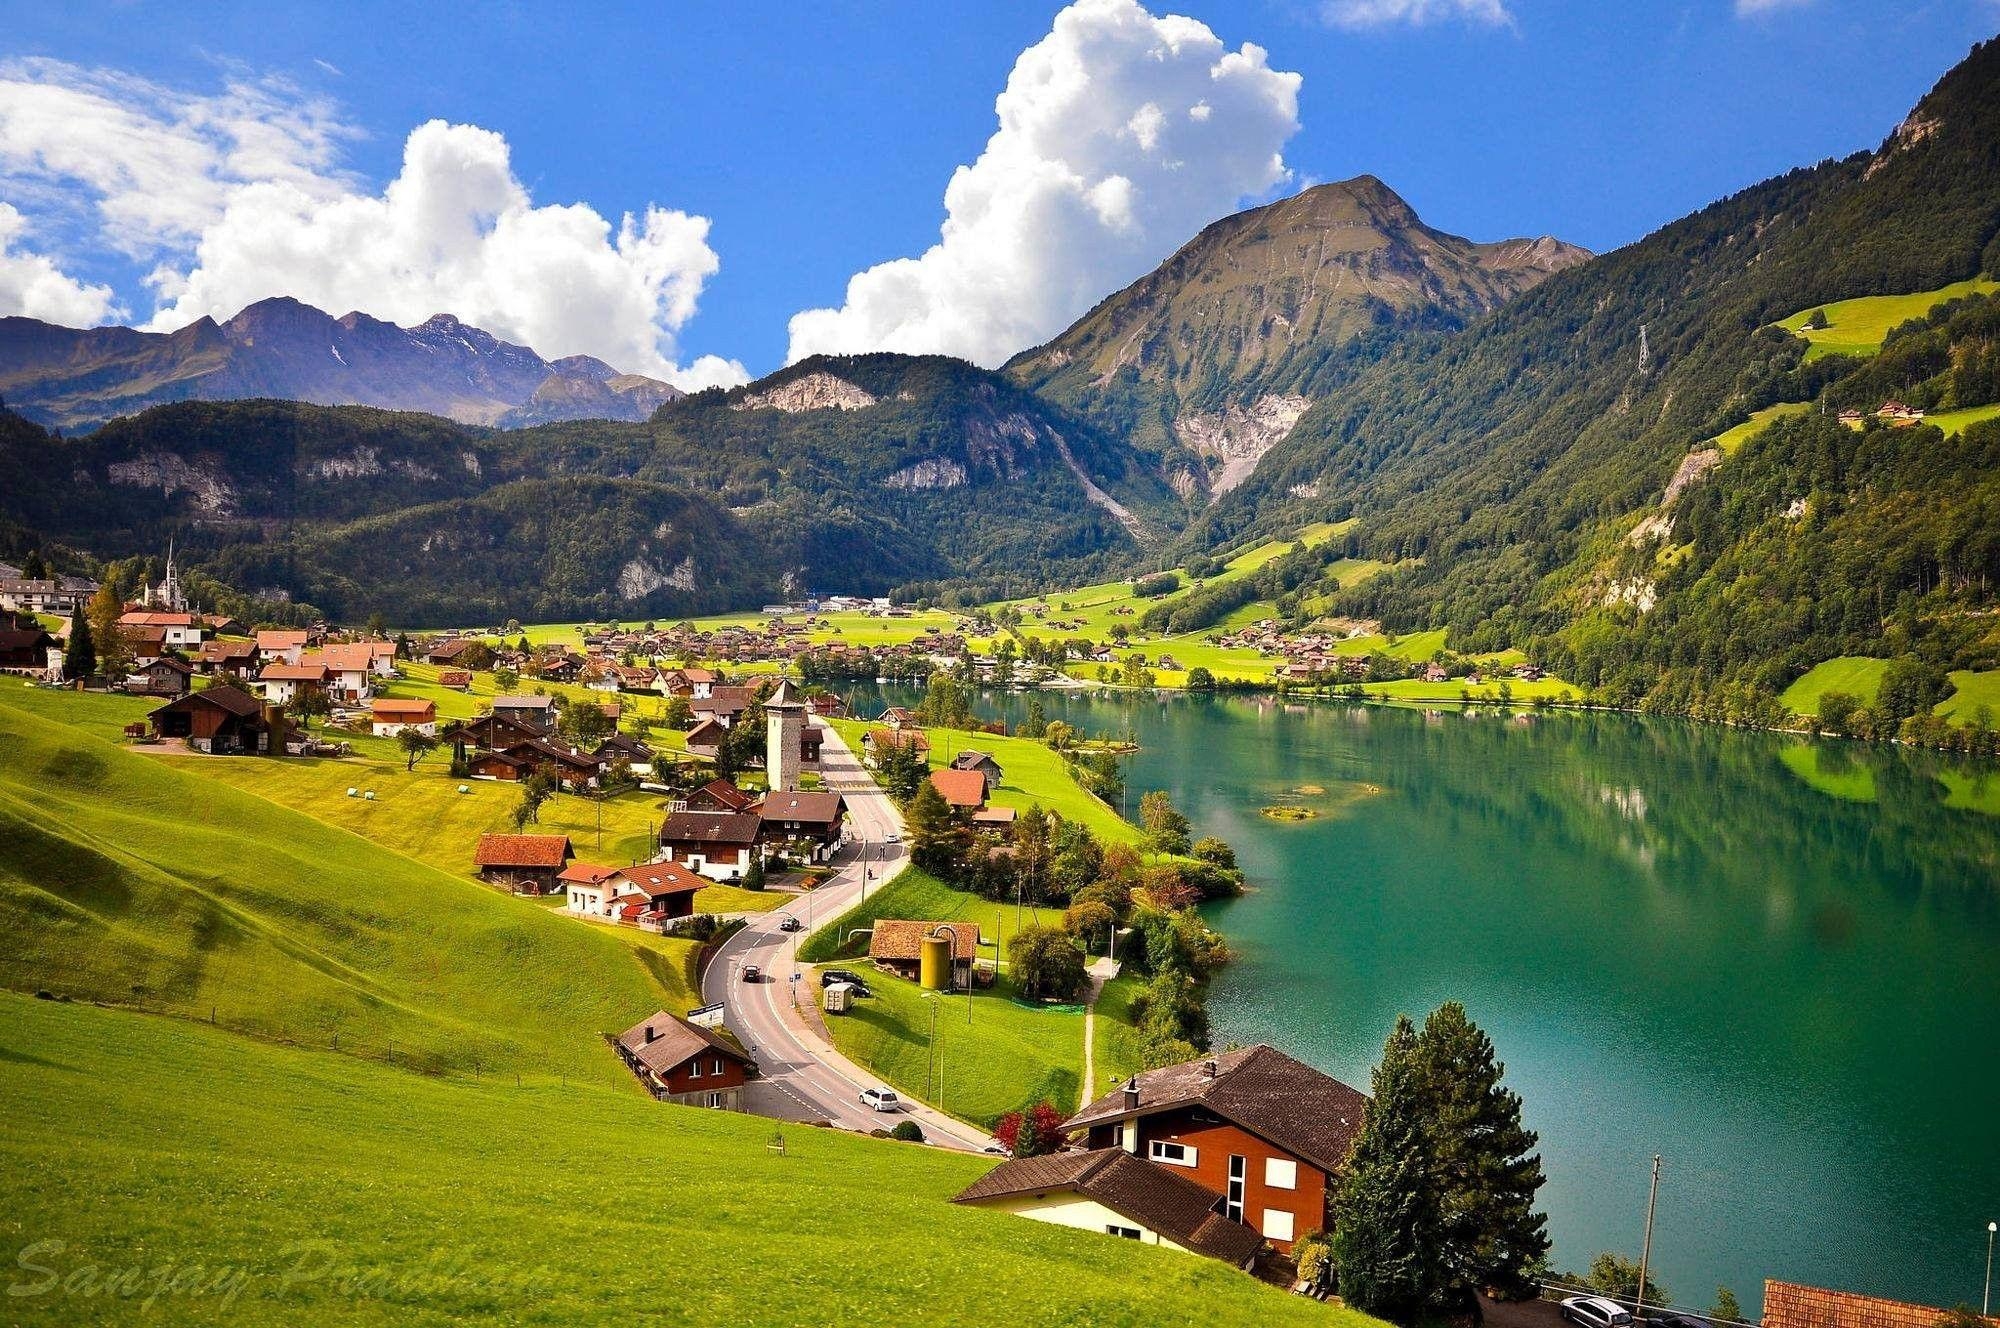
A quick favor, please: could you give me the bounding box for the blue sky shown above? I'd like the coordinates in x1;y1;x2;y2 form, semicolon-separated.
0;0;1993;382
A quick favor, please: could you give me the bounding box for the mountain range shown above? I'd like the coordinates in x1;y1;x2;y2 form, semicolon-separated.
0;297;683;433
1007;175;1588;501
4;34;1999;716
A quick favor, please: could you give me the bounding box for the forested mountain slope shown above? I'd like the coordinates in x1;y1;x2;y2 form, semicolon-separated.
1008;176;1586;503
0;354;1180;624
1202;37;2000;717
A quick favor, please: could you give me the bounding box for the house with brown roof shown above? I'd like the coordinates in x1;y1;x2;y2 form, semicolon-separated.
0;627;60;681
683;716;726;759
148;686;282;754
133;655;194;697
685;778;756;813
603;862;706;928
492;694;557;734
754;790;847;862
303;643;381;702
868;919;982;989
615;1010;753;1109
1762;1281;1993;1328
118;610;204;650
369;697;437;737
953;1149;1263;1269
425;638;480;666
256;661;329;707
929;767;989;813
1065;1044;1368;1253
658;810;763;882
197;639;260;678
472;833;573;894
690;685;758;727
557;862;621;915
948;749;1003;793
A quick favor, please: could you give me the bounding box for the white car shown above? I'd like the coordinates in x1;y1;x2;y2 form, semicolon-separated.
884;833;902;844
859;1086;901;1113
1561;1298;1635;1328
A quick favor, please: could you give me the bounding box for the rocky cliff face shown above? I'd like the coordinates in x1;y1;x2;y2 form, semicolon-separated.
1009;176;1589;501
0;298;681;433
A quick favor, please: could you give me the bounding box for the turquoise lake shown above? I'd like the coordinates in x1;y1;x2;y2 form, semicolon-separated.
847;685;2000;1312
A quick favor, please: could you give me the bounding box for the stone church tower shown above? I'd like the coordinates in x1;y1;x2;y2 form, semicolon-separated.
764;677;804;793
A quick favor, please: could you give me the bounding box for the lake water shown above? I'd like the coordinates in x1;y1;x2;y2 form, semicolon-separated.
843;684;2000;1312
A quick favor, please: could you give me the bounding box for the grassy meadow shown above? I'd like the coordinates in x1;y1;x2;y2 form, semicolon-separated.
1779;656;1891;715
1777;277;2000;361
0;994;1374;1328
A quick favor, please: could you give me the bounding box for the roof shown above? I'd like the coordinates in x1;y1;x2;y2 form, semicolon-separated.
610;862;705;897
473;833;573;869
659;810;762;847
867;728;930;752
951;750;1000;771
557;862;620;886
1762;1282;1993;1328
0;628;54;652
616;1010;750;1076
929;768;988;808
692;686;757;714
1066;1044;1368;1176
259;663;328;682
764;677;805;708
493;693;555;710
151;685;263;718
199;639;258;661
370;698;435;718
869;919;980;962
756;790;845;825
953;1149;1261;1266
970;806;1018;825
689;778;754;811
119;611;194;627
684;717;726;747
257;630;309;650
312;643;378;671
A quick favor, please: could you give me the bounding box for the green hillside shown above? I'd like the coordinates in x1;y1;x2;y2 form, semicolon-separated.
0;694;695;1080
1777;277;2000;360
1202;37;2000;718
0;993;1371;1328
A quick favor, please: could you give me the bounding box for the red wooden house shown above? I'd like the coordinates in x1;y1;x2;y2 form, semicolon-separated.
615;1010;752;1109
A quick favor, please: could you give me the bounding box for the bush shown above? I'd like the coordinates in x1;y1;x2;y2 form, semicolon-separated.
889;1121;925;1144
1132;571;1181;598
993;1100;1068;1157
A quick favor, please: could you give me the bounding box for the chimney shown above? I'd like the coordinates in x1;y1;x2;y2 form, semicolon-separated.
643;1024;656;1043
1122;1076;1139;1110
1203;1058;1218;1080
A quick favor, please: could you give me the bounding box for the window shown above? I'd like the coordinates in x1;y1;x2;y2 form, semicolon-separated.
712;1056;725;1076
1147;1140;1196;1167
1264;1158;1297;1190
1261;1209;1295;1242
1105;1225;1142;1240
688;1060;703;1079
1226;1156;1246;1223
707;1092;724;1108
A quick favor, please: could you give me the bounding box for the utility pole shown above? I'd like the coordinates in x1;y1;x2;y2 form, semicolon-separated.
1986;1221;1996;1317
1634;1155;1662;1320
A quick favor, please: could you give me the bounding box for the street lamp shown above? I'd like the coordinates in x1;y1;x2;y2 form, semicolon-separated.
1985;1220;1996;1317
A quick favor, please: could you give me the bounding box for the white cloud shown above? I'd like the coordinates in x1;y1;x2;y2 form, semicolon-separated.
1320;0;1514;30
0;59;742;386
0;204;120;324
785;0;1302;368
1733;0;1812;14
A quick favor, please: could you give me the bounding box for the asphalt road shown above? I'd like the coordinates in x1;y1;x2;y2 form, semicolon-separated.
701;724;995;1152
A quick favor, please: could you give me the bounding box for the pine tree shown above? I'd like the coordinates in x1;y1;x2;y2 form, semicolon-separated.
1333;1016;1442;1319
22;550;47;580
65;603;96;681
1413;1001;1550;1302
905;779;960;876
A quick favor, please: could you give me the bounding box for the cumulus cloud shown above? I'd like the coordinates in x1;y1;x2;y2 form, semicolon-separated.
785;0;1302;368
0;59;742;386
0;204;120;324
1320;0;1514;30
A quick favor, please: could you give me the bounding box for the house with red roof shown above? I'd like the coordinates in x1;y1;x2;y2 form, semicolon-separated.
369;697;437;736
928;767;989;814
472;833;573;894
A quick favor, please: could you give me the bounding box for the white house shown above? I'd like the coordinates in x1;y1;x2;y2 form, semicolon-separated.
369;698;436;737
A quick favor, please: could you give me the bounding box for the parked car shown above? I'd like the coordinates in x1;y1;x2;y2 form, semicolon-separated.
741;964;761;983
1563;1299;1636;1328
1650;1315;1711;1328
820;969;871;995
859;1086;901;1112
777;916;803;933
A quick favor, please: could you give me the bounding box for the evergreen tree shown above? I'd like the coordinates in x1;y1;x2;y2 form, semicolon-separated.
1333;1016;1442;1319
905;780;960;876
22;550;47;580
1413;1001;1550;1302
64;603;95;680
1019;697;1048;739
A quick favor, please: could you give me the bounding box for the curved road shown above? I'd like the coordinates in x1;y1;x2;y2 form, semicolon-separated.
701;725;994;1153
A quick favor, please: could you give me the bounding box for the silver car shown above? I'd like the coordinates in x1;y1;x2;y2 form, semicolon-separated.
1562;1298;1635;1328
